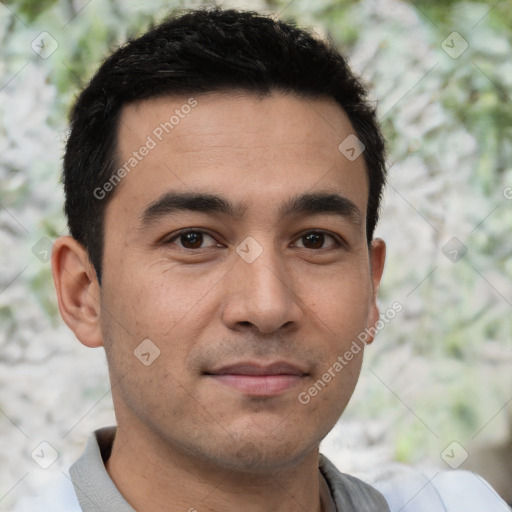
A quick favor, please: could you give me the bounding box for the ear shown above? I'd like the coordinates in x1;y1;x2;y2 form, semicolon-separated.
364;237;386;345
51;236;103;348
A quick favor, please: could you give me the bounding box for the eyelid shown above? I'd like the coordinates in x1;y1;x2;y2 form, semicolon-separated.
164;228;221;248
163;228;345;251
292;229;344;250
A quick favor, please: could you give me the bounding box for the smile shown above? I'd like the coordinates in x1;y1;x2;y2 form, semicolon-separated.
205;361;308;396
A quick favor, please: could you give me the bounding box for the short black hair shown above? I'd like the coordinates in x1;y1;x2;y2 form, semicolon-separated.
63;7;386;284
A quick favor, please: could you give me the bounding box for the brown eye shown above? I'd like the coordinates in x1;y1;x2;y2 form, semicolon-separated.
180;231;204;249
167;230;219;249
295;231;339;250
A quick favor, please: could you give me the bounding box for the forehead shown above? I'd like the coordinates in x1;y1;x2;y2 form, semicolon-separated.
110;91;368;226
118;90;355;153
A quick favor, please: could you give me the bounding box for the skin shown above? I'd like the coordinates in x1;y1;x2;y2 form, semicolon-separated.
52;91;386;512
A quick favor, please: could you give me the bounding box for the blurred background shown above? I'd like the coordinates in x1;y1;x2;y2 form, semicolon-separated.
0;0;511;509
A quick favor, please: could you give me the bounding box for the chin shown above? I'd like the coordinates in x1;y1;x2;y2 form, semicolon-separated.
206;433;318;475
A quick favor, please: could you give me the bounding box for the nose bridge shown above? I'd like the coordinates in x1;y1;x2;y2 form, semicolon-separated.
224;234;301;333
238;235;291;300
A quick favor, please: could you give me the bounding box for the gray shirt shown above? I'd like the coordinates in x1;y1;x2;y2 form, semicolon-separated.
70;426;390;511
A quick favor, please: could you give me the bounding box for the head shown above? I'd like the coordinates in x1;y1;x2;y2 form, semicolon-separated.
53;8;387;473
62;7;386;284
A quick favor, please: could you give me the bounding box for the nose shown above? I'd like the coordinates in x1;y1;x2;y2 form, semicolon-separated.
221;240;302;334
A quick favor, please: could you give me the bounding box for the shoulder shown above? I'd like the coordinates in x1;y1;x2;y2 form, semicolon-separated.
320;454;392;511
14;471;81;512
361;462;511;512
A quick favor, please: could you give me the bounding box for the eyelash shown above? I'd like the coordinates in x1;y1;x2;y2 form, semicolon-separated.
163;229;344;251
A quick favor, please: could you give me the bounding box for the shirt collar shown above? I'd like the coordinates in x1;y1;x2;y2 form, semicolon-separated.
70;426;388;512
70;427;135;512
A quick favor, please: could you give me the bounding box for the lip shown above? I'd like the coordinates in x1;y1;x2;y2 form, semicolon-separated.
205;361;308;396
208;361;308;376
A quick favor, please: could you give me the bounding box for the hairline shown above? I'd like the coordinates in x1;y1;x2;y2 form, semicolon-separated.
93;90;376;284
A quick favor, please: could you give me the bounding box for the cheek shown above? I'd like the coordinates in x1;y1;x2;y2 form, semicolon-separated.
100;266;220;390
306;269;372;335
104;263;205;337
298;351;364;440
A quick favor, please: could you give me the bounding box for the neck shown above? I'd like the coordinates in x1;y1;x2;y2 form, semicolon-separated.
105;423;324;512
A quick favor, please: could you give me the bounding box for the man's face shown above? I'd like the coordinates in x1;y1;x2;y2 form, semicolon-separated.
99;91;384;471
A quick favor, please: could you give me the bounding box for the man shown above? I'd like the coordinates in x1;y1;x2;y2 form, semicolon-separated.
45;7;509;512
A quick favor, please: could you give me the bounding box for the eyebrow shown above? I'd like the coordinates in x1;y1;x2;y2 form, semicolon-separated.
140;190;362;228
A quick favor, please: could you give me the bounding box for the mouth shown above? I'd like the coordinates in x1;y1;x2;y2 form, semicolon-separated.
204;361;308;397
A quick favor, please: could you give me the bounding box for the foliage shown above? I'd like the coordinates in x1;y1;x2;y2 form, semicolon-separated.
0;0;510;507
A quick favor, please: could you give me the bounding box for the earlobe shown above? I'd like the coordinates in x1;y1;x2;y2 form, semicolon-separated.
51;236;103;348
365;238;386;345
